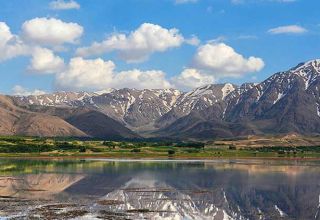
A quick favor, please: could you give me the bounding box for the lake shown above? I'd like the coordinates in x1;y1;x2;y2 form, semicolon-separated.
0;159;320;220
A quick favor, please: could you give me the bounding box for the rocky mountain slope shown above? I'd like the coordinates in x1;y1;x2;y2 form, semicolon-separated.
14;89;181;128
13;85;237;131
160;59;320;139
154;83;236;128
227;60;320;130
6;59;320;139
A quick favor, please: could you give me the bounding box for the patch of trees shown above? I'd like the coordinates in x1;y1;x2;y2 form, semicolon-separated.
174;142;205;149
0;144;54;153
131;148;141;153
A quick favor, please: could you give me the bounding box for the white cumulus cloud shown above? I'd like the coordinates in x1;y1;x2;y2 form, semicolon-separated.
268;25;307;34
56;57;115;90
0;22;29;61
172;68;215;90
55;57;172;91
113;70;172;89
0;21;69;75
192;43;264;77
76;23;185;63
12;85;46;96
28;47;65;74
22;17;83;46
49;0;80;10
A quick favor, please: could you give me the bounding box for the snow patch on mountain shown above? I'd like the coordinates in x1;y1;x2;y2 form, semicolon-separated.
274;205;287;217
273;92;285;104
222;83;235;100
316;103;320;117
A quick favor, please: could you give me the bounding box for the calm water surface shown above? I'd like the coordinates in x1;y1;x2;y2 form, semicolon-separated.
0;159;320;220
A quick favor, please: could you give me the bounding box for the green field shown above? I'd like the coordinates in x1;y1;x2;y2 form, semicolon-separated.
0;136;320;159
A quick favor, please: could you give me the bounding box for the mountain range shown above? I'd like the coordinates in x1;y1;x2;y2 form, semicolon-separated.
3;59;320;140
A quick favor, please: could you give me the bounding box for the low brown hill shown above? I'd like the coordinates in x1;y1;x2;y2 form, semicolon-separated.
0;95;87;137
17;105;141;139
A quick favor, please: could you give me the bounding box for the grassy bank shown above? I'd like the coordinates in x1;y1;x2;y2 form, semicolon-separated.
1;136;320;159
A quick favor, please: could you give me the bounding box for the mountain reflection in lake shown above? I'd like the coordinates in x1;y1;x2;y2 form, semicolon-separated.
0;159;320;220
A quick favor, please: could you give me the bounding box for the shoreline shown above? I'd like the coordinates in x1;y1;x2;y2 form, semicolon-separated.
1;154;320;161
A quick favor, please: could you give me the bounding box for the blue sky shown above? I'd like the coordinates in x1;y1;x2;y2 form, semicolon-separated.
0;0;319;95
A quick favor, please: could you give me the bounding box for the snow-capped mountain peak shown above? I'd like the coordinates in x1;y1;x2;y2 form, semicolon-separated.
288;59;320;90
291;59;320;74
94;88;115;95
